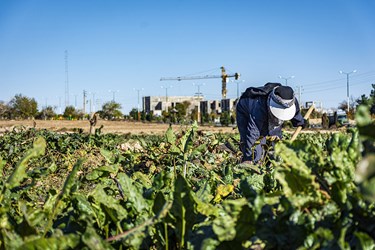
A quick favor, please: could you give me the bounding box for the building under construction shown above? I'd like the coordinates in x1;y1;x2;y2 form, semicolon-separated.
142;95;237;121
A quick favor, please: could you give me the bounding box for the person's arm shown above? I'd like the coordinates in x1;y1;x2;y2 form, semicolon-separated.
291;99;306;128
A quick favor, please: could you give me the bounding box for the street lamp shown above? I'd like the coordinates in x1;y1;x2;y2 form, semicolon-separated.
278;75;295;86
339;69;357;113
89;92;96;113
231;80;245;99
133;88;144;112
161;85;173;102
193;83;205;123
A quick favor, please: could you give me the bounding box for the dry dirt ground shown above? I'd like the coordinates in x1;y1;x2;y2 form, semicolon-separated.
0;118;334;136
0;119;237;135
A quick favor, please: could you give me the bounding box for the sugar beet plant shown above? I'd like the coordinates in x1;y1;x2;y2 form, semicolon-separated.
0;106;375;249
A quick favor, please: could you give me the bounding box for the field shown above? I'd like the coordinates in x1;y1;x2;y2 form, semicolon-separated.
0;107;374;249
0;119;236;135
0;118;326;136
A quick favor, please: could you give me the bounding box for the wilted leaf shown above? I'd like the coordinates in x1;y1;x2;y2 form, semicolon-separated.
213;184;234;203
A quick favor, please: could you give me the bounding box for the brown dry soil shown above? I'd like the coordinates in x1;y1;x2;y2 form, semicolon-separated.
0;118;335;135
0;119;238;135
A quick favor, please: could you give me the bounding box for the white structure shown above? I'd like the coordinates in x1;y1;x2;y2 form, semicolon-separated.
143;95;238;119
143;96;203;116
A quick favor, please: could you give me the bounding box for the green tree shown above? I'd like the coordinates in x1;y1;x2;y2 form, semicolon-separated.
162;110;169;123
220;111;231;126
98;101;123;120
356;84;375;115
175;101;190;122
201;113;210;123
190;106;198;121
0;101;11;119
63;105;81;119
338;97;356;119
209;111;218;123
36;106;56;120
8;94;38;119
145;111;154;122
129;108;138;120
140;111;146;121
357;94;371;106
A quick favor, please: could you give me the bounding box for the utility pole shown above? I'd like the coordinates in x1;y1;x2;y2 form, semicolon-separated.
193;83;204;123
295;85;303;108
134;88;144;121
109;90;119;102
161;85;172;111
74;94;78;109
90;92;96;113
279;75;295;86
83;90;87;114
59;96;62;114
339;70;357;113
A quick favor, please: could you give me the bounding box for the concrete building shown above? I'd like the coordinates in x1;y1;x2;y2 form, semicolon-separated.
143;95;238;123
143;96;204;117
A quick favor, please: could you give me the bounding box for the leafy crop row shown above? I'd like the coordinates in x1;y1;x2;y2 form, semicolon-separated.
0;106;374;249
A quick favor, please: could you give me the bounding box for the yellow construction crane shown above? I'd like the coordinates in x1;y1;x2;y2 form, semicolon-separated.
160;66;240;99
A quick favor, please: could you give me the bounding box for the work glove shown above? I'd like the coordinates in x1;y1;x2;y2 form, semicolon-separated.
301;119;308;129
266;135;280;142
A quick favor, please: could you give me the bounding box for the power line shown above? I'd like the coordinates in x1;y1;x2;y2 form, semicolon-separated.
302;70;375;88
303;79;374;94
302;74;375;91
304;76;375;93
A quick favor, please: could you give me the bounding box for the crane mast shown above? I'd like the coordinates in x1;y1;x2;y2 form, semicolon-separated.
160;66;240;99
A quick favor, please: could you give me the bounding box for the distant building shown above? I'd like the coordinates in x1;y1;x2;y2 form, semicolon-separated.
143;95;238;119
143;96;203;116
221;98;238;113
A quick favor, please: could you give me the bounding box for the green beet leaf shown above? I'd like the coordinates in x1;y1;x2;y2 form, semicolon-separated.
6;136;46;189
274;143;322;208
169;175;200;248
117;172;148;213
353;231;375;250
18;234;80;250
82;226;114;250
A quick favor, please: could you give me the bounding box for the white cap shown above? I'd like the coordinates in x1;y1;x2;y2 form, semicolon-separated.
269;86;296;121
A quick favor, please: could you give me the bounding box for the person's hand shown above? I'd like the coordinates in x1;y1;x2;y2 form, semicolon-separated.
266;135;280;142
242;160;254;164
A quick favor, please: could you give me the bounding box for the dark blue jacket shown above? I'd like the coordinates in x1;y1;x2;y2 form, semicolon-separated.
236;87;304;163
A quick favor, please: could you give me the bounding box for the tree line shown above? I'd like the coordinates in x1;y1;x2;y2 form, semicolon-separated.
1;85;374;123
0;94;124;121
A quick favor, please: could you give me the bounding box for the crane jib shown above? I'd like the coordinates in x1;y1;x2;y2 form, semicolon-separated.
160;68;240;99
160;73;239;81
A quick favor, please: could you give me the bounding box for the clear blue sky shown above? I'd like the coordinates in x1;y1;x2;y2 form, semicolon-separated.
1;0;375;114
